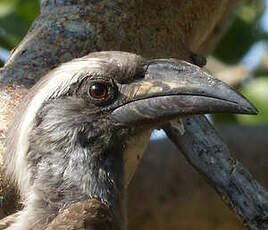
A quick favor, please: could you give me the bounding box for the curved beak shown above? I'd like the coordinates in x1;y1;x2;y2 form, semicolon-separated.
111;60;258;124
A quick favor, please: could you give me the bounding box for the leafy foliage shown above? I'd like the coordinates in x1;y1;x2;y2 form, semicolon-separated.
214;0;265;64
213;0;268;124
0;0;39;50
236;77;268;124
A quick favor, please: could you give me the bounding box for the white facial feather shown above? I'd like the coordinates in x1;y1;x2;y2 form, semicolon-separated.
7;58;106;194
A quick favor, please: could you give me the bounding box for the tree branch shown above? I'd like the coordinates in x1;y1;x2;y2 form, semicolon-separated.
164;116;268;230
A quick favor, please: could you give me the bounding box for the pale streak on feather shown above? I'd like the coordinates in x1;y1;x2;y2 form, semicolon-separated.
7;58;108;194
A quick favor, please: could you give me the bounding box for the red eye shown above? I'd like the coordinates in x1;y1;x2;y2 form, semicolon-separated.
89;83;108;99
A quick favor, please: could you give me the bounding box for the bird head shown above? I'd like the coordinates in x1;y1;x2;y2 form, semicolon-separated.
5;51;257;229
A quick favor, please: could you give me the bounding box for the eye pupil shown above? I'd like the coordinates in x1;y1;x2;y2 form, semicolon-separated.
89;83;108;99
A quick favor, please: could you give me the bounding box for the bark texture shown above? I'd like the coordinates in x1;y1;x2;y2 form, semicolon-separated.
164;117;268;230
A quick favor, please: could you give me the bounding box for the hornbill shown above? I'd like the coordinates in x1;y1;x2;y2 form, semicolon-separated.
4;51;257;230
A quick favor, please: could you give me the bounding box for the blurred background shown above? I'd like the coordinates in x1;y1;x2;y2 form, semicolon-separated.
0;1;267;230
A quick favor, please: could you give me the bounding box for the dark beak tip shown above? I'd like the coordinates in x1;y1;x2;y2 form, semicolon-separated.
246;105;258;115
218;83;258;116
236;98;258;115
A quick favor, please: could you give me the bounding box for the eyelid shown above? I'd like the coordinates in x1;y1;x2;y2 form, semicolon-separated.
89;75;112;82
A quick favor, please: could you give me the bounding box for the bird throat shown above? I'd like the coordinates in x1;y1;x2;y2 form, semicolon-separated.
123;128;152;187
